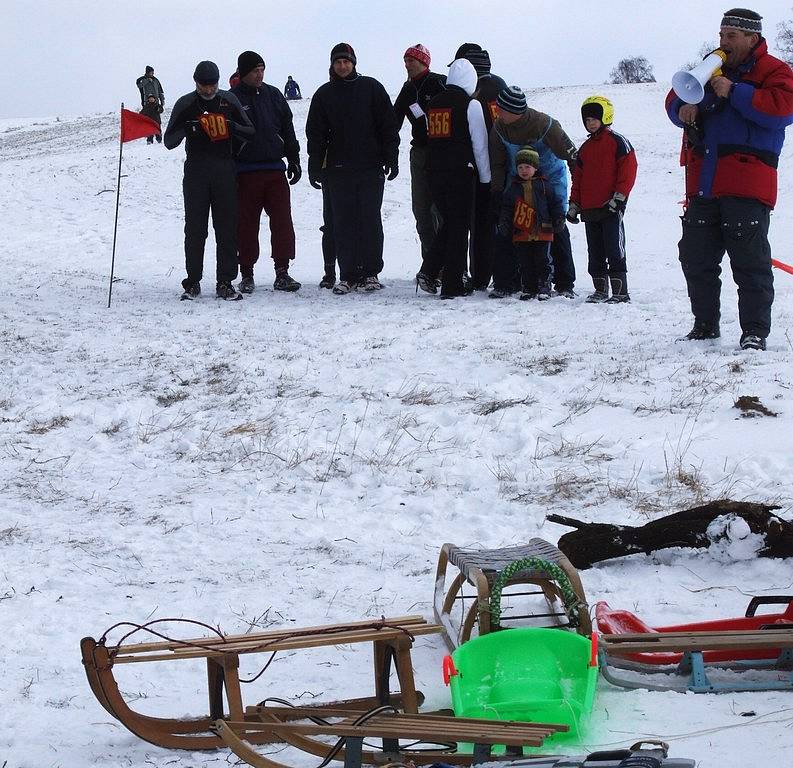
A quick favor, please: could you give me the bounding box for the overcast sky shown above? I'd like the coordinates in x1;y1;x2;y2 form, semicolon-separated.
4;0;793;118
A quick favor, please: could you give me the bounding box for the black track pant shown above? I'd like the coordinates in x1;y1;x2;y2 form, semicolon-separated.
183;156;238;285
324;169;385;283
410;146;442;266
471;180;494;288
321;184;335;278
516;241;553;293
551;222;576;291
679;196;773;337
584;212;627;279
422;169;473;296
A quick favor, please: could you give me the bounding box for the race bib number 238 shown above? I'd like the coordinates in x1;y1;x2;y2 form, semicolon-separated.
199;113;229;141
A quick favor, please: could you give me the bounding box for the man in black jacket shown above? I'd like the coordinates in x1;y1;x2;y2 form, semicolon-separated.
164;60;254;301
306;43;400;294
394;44;446;269
231;50;302;294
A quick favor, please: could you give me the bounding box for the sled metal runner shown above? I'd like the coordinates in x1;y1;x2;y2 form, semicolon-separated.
213;704;569;768
600;627;793;693
81;615;441;750
434;539;591;651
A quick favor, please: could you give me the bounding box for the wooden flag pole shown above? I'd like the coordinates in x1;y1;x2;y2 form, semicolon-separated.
108;102;125;308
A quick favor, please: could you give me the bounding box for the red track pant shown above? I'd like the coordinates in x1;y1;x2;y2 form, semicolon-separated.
236;170;295;273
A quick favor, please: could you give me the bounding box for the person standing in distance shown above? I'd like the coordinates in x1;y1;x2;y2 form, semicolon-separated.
164;60;254;301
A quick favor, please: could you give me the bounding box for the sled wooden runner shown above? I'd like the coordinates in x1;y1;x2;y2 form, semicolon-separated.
81;615;442;750
213;704;569;768
600;627;793;692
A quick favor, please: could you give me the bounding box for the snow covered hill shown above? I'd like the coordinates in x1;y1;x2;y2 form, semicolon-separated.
1;82;792;767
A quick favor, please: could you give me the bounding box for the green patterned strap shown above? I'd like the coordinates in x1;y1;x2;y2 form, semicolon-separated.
488;557;582;628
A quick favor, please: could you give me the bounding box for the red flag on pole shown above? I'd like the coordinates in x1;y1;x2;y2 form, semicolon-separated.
772;258;793;276
120;108;161;143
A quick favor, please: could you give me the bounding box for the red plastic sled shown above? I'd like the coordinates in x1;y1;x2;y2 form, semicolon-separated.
595;596;793;664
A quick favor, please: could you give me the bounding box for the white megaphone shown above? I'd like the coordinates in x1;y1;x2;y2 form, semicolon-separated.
672;50;727;104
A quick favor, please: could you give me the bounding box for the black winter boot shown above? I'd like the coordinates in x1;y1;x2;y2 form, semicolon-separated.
685;320;721;340
606;272;630;303
585;276;609;303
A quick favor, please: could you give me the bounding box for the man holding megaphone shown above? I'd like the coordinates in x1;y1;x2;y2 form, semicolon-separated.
665;8;793;351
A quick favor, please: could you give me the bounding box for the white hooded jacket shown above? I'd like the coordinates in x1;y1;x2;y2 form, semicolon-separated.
446;59;491;183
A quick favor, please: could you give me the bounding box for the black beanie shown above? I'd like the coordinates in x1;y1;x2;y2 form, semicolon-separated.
238;50;265;79
145;65;154;74
193;60;219;84
721;8;763;33
465;49;492;77
449;43;481;66
330;43;357;66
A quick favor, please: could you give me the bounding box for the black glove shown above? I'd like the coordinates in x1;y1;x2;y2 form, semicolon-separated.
566;202;581;224
606;192;627;215
384;162;399;181
553;217;567;234
308;169;322;190
287;161;302;185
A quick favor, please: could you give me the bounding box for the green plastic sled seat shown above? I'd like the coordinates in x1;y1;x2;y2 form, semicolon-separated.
444;628;598;748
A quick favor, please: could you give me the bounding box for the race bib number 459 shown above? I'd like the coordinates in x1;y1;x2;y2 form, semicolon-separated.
199;113;229;141
428;108;452;138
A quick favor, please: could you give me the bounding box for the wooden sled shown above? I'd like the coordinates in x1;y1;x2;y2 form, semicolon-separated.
213;703;569;768
600;628;793;693
81;615;441;750
434;539;591;651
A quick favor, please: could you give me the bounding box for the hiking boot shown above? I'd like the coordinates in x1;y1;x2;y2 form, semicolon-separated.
740;332;766;351
537;290;553;301
489;286;512;299
606;272;630;303
274;270;301;292
416;272;438;294
216;282;243;301
239;275;255;294
519;292;536;301
319;274;336;289
585;276;609;303
555;288;577;298
359;276;383;292
332;280;354;295
180;280;201;301
685;320;720;340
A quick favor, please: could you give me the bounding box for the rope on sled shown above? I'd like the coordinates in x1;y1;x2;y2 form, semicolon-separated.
488;557;583;628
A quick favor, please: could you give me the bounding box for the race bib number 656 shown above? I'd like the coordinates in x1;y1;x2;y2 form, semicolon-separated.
199;113;229;141
428;108;452;138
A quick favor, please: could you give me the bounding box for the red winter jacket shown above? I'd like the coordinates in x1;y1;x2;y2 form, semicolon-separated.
570;127;637;211
665;39;793;208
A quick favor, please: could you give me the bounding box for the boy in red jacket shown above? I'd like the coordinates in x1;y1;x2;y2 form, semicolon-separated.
567;96;637;303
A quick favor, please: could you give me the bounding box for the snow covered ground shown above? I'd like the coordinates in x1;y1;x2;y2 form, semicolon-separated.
1;82;792;767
